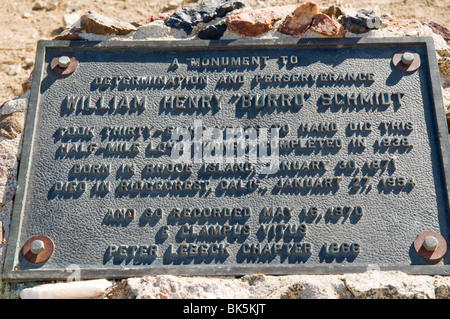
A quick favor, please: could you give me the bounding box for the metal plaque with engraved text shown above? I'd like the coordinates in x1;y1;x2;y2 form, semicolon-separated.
3;38;450;280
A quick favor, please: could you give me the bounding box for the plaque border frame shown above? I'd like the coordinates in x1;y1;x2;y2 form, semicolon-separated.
3;37;450;281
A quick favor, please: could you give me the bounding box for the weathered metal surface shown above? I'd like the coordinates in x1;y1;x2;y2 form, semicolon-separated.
3;38;450;281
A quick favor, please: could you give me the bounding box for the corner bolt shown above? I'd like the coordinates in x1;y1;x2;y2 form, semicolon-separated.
423;236;439;251
401;52;415;65
30;239;45;254
58;56;71;69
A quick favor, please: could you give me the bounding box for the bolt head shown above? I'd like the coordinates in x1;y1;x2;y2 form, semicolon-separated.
58;56;71;68
401;52;415;65
423;236;439;251
30;240;45;254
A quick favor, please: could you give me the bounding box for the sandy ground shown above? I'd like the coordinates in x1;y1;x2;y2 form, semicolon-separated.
0;0;449;105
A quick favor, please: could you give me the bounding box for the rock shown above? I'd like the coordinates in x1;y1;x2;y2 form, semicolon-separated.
382;16;427;37
278;1;319;37
198;22;227;39
164;0;250;35
439;57;450;76
425;21;450;46
63;12;81;29
20;279;112;299
21;71;33;94
0;97;28;116
32;1;46;11
146;13;170;24
282;276;351;299
132;19;190;40
0;112;25;140
0;168;17;204
47;1;58;11
53;28;84;40
310;13;346;37
338;10;381;34
77;10;138;35
7;65;21;77
164;0;183;10
0;147;18;204
434;276;450;299
343;271;436;299
226;7;292;37
56;10;138;39
106;273;353;299
320;5;342;19
125;275;247;299
22;12;32;19
23;57;34;69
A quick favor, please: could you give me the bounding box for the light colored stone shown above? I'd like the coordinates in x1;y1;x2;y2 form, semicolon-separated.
383;16;431;37
78;10;138;35
439;57;450;76
22;12;32;19
0;112;25;140
63;12;81;28
126;275;248;299
131;20;191;40
434;276;450;299
47;1;58;11
20;279;113;299
343;271;436;299
58;10;138;39
0;97;28;116
164;0;183;10
241;274;352;299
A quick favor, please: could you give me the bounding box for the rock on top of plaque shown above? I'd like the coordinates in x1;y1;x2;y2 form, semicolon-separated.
164;0;250;34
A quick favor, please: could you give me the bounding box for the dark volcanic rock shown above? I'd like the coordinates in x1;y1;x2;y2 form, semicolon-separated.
198;22;228;39
338;10;381;34
164;0;250;34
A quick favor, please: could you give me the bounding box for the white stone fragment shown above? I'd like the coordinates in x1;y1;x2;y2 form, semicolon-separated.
132;20;192;40
126;275;248;299
19;279;112;299
343;271;436;299
63;12;81;29
0;97;28;116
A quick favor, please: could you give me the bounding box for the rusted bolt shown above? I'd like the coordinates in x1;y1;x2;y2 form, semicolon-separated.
392;50;420;72
423;236;439;251
414;231;447;262
402;52;414;65
401;52;415;65
50;54;78;76
22;235;55;264
58;56;71;68
29;239;45;254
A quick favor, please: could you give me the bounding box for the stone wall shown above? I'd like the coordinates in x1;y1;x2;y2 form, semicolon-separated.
1;0;450;299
